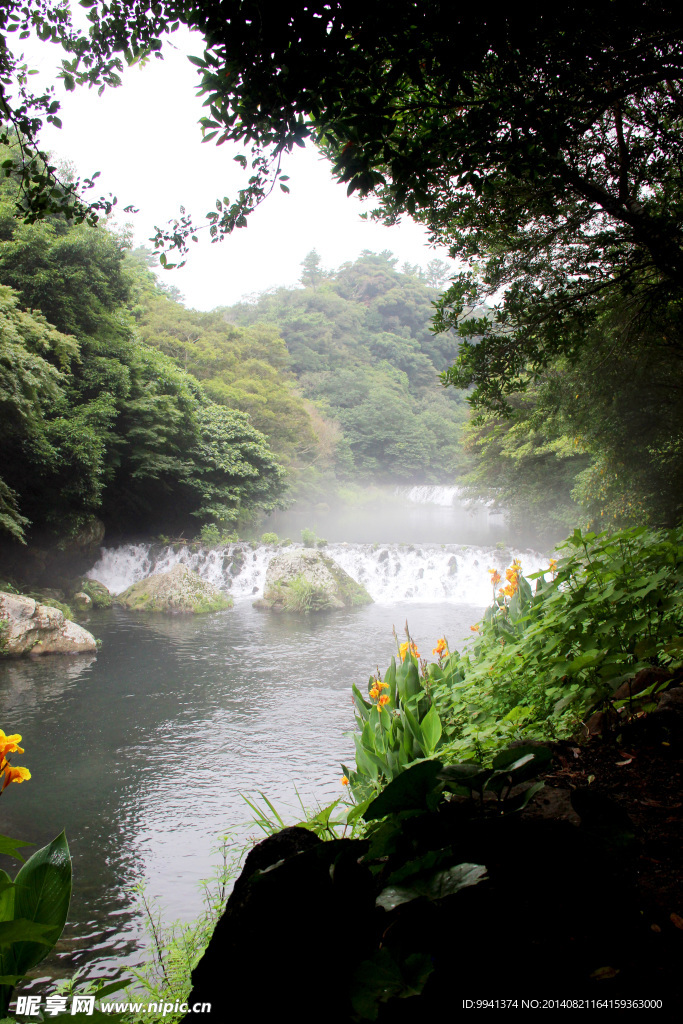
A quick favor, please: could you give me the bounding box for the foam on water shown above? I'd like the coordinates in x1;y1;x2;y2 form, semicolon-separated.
88;540;548;606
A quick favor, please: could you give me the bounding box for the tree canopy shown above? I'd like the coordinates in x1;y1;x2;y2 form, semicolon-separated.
2;2;683;532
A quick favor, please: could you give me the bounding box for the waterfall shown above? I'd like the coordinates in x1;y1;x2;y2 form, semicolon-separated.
88;541;549;607
395;484;463;506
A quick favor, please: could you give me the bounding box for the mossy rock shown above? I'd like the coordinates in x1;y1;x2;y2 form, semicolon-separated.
79;578;113;609
255;549;372;613
116;565;232;615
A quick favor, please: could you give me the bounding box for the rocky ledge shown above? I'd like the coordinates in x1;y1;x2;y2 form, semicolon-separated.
0;591;97;657
116;564;232;615
253;548;372;612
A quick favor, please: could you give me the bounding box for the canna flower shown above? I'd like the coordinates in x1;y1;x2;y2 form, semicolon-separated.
377;694;390;709
0;731;24;770
548;558;558;574
399;641;419;661
2;764;31;792
488;568;502;588
341;775;349;786
470;624;479;632
369;685;380;699
377;681;390;690
433;638;449;657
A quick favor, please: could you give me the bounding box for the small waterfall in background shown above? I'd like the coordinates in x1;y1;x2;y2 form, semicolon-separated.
87;540;548;607
395;484;463;506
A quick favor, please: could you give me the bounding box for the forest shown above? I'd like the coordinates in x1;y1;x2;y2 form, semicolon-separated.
0;1;682;1020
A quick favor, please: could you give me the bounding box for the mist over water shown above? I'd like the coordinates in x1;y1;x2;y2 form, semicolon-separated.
259;483;511;545
0;486;548;991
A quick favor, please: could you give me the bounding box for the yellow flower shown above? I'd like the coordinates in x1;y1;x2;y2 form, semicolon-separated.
433;638;449;657
399;641;419;661
341;775;349;787
369;685;380;699
488;569;502;587
0;731;24;771
548;558;557;573
470;624;479;632
2;764;31;792
377;694;390;709
377;680;389;689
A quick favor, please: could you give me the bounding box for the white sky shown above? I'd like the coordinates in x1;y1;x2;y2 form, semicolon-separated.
17;23;453;311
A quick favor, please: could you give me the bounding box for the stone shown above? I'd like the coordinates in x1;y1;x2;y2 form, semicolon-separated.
182;827;374;1023
78;578;112;609
116;564;232;615
0;591;97;657
253;548;372;613
73;592;92;610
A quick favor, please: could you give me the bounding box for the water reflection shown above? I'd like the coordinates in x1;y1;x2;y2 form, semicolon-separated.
0;600;481;988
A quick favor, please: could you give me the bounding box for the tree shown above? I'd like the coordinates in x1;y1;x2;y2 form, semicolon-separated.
300;249;325;290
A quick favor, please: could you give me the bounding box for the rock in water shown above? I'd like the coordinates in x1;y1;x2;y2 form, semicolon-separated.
0;592;97;656
116;564;232;614
254;548;372;612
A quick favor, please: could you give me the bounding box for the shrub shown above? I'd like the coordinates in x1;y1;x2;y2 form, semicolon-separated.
301;527;316;547
429;525;683;761
260;532;278;544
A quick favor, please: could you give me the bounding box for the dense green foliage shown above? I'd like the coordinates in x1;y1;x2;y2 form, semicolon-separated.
0;177;285;543
346;526;683;793
227;251;467;481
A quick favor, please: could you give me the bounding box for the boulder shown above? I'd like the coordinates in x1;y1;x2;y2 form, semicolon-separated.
77;578;112;609
116;564;232;615
253;548;372;612
0;592;97;657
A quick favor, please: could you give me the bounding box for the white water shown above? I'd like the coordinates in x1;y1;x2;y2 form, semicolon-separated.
395;484;463;506
87;540;548;606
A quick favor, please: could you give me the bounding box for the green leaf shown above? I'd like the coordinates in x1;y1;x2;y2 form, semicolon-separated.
420;704;442;754
0;836;33;862
376;862;487;910
402;704;425;755
0;872;13;929
0;918;56;945
365;760;442;820
10;831;72;975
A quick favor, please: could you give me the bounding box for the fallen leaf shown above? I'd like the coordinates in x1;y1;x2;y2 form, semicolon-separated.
590;966;620;980
650;924;661;933
670;913;683;930
615;758;633;766
587;774;595;784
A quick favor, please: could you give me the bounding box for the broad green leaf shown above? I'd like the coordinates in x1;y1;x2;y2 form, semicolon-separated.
365;760;442;820
420;705;442;754
11;831;72;975
402;704;425;755
0;918;56;945
376;862;487;910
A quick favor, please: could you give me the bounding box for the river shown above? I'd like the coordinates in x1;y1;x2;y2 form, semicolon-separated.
0;487;548;991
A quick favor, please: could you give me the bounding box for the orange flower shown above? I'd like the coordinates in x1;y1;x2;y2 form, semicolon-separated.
341;775;349;786
0;731;24;771
369;685;380;699
488;569;502;587
433;638;449;657
377;680;389;690
377;694;390;709
470;624;479;632
548;558;558;574
399;640;419;661
2;764;31;792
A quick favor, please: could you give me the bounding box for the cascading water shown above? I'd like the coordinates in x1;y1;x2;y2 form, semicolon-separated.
395;484;462;505
88;540;548;606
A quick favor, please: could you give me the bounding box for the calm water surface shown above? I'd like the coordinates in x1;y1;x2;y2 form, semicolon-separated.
0;599;481;987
